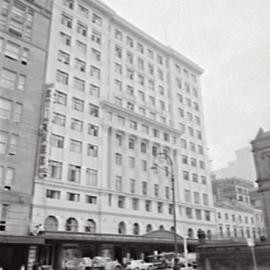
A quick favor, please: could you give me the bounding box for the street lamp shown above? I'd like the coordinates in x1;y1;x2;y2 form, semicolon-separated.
151;152;178;255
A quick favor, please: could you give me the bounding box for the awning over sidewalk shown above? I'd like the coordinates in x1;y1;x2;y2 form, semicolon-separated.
0;235;44;245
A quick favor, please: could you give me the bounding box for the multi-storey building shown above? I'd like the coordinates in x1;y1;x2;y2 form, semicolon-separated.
212;178;254;204
30;0;216;265
0;0;52;268
215;200;265;240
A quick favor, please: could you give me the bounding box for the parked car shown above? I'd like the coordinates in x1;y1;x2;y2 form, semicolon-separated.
126;260;154;270
91;256;122;270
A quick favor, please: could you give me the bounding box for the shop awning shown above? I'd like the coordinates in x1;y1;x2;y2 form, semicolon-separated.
0;235;45;245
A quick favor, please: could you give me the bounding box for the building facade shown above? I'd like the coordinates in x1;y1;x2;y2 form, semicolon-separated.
212;178;254;204
26;0;217;266
213;147;257;182
251;128;270;238
215;200;265;240
0;0;52;268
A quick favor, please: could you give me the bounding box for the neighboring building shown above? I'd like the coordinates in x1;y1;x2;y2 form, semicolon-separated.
251;128;270;238
213;147;257;182
215;200;265;240
0;0;52;268
212;178;254;204
30;0;216;264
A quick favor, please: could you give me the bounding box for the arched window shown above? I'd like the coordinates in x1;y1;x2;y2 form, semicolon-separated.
118;221;126;235
159;225;165;231
146;224;153;233
85;219;96;233
170;226;175;232
133;223;140;235
65;217;78;232
188;228;194;238
44;216;58;231
207;230;212;239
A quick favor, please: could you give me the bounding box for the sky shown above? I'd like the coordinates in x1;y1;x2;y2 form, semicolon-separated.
102;0;270;170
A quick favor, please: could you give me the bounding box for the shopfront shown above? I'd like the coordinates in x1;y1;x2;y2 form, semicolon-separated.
38;230;198;270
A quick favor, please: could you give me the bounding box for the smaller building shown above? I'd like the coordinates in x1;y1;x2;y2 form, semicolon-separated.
212;178;254;204
214;200;265;240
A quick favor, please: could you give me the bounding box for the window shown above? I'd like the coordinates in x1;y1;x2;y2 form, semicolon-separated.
183;171;189;180
5;41;20;61
48;160;62;179
70;118;83;132
182;155;188;165
141;142;147;153
77;22;87;37
157;55;163;65
89;104;99;117
90;66;100;79
138;74;144;86
157;202;163;213
4;167;14;189
127;102;134;111
186;207;193;219
92;13;102;26
132;198;139;210
0;38;3;53
51;134;64;148
0;131;8;154
195;209;202;220
192;173;198;183
114;97;122;106
127;85;134;96
191;158;197;167
138;58;144;70
181;139;187;149
91;30;101;44
54;90;67;105
91;48;101;61
72;97;84;112
60;32;71;46
56;70;69;84
154;184;159;197
184;190;191;203
157;69;164;81
137;43;144;54
57;50;70;65
193;192;200;204
88;124;99;137
68;164;81;182
61;13;72;28
85;196;97;204
78;5;89;18
141;160;147;171
148;63;154;75
75;58;86;72
115;29;123;40
128;157;135;168
142;181;147;196
115;175;122;191
67;193;80;202
64;0;74;9
115;45;122;58
115;153;122;165
46;189;61;199
14;103;22;122
205;210;211;221
199;160;205;169
86;169;98;186
127;69;134;80
158;85;164;95
130;179;136;193
145;200;151;212
130;120;137;130
53;113;66;126
0;68;16;90
0;204;9;231
76;40;87;54
44;216;58;231
118;196;125;208
70;139;82;153
74;77;85;92
17;74;26;91
203;194;209;206
65;217;78;232
9;134;18;155
128;138;135;150
127;52;133;64
126;36;133;47
87;144;98;157
0;98;11;120
89;84;100;97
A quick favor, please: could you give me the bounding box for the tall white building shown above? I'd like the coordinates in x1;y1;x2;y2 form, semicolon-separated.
32;0;216;241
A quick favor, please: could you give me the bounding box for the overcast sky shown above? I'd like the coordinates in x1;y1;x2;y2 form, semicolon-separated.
102;0;270;170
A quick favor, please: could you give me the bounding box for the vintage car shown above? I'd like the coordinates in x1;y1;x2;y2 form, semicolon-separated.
125;259;154;270
91;256;122;270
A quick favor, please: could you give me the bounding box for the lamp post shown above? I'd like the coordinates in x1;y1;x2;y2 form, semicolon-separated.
152;152;178;256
